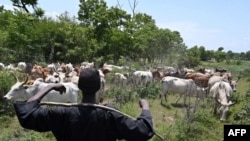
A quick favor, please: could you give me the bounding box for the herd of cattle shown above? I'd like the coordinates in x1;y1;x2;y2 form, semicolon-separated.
0;61;240;121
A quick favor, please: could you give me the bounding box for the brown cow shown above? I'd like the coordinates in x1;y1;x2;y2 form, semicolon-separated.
185;72;212;88
27;64;51;85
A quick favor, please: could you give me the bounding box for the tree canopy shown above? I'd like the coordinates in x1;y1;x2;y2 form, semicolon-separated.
0;0;249;67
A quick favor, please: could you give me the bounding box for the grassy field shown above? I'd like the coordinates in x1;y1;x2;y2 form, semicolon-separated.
0;60;249;141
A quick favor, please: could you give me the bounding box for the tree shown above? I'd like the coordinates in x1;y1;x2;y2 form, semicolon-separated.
78;0;108;27
217;47;224;52
11;0;44;17
199;46;207;61
246;51;250;60
183;46;201;67
3;9;38;62
227;50;234;59
215;50;227;62
11;0;38;13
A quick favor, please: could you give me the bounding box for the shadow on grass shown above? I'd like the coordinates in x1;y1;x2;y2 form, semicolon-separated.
171;103;187;108
160;103;172;109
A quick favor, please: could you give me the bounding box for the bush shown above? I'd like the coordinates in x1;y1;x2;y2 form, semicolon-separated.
105;86;134;106
0;71;16;116
175;109;219;141
135;82;160;99
233;90;250;124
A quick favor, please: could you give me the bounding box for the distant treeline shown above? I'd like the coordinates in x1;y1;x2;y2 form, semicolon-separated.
0;0;249;67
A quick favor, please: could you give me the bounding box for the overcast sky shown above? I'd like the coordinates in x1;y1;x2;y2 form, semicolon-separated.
2;0;250;53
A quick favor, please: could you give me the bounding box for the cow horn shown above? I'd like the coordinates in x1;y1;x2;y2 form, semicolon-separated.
204;87;209;90
55;69;59;75
217;99;235;106
216;98;222;105
11;71;19;82
236;76;241;82
21;73;29;86
227;101;235;106
65;66;70;75
57;74;61;83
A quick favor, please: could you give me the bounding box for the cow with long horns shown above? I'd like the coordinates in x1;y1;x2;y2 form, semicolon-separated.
209;81;235;121
3;73;79;103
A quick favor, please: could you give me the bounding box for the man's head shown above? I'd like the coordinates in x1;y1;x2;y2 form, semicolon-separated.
78;67;101;94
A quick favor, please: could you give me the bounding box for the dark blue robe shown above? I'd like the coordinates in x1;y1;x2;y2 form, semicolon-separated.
14;100;154;141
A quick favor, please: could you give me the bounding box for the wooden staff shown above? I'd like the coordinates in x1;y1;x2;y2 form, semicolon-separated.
40;102;165;140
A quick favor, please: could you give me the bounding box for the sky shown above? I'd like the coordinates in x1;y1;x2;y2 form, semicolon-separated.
1;0;250;53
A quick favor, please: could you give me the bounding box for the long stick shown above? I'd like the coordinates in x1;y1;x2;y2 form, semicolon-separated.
40;102;165;140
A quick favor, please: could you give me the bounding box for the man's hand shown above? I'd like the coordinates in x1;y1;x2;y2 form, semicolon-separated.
51;83;66;94
139;99;149;110
27;83;66;102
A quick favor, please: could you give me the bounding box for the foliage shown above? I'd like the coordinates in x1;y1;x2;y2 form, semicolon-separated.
0;5;250;66
0;71;16;116
135;82;160;99
105;86;134;106
233;90;250;124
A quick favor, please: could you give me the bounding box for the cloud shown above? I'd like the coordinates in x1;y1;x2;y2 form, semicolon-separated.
44;11;61;19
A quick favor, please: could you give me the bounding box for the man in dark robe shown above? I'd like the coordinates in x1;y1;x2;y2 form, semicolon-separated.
14;67;155;141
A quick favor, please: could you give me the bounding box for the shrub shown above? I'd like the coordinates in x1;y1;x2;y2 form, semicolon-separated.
233;90;250;124
135;82;160;99
0;71;16;116
105;86;134;106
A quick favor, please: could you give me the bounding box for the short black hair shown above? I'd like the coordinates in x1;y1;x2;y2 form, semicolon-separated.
78;67;101;94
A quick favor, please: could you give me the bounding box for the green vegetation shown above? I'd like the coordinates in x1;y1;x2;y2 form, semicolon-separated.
0;0;250;66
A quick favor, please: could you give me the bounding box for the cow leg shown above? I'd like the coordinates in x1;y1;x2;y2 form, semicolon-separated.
212;100;217;115
183;93;187;106
165;93;167;101
175;94;182;104
160;93;163;105
160;91;167;105
220;106;228;121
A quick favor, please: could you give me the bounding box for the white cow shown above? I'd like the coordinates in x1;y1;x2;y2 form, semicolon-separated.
132;70;161;86
160;76;204;105
207;75;229;92
209;81;235;121
17;62;27;73
85;69;106;103
62;72;79;85
5;64;16;71
44;72;61;83
80;61;94;69
132;70;153;86
47;63;59;73
207;75;240;93
114;72;128;86
3;75;80;103
102;63;129;72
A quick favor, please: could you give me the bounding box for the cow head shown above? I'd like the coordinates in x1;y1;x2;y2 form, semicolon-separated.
217;99;235;121
3;73;29;101
230;76;240;92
